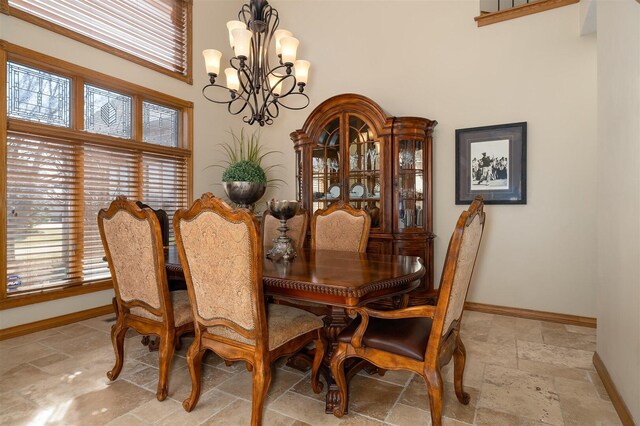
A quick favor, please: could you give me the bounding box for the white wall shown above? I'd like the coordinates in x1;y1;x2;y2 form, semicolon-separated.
1;0;598;328
596;0;640;422
195;0;598;317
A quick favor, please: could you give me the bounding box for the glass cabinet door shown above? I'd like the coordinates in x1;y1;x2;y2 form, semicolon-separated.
348;115;381;229
311;117;341;214
397;139;425;231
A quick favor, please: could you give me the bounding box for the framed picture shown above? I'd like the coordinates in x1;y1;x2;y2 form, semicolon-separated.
455;122;527;204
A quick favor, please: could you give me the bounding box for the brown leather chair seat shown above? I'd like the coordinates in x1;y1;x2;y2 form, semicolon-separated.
338;316;433;361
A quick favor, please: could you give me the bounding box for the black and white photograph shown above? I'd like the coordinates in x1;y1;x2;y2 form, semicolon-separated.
456;122;527;204
470;139;510;190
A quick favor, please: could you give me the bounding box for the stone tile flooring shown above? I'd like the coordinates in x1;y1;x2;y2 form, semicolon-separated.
0;311;621;425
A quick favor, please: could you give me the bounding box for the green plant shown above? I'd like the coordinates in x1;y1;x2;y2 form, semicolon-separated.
222;161;267;183
212;128;284;186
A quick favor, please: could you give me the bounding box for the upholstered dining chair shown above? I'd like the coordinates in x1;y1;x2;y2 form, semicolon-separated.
311;201;371;253
174;193;326;426
262;207;309;250
330;196;486;426
98;196;194;401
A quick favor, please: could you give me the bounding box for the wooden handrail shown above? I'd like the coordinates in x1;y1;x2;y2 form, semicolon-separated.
475;0;579;27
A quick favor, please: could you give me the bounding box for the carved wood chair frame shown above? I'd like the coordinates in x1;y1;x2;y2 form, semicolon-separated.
98;196;194;401
330;196;485;426
174;193;326;426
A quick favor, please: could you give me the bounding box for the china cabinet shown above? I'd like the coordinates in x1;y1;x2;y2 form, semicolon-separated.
290;94;437;304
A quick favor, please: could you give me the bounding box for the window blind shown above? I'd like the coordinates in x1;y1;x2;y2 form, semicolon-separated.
7;0;190;78
6;133;82;292
82;145;138;281
142;153;189;244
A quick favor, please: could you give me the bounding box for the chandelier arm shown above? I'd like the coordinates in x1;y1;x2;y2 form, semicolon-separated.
202;84;238;105
270;92;310;111
237;65;259;119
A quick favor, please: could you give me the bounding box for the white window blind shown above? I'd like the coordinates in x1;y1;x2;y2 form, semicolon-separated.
142;153;189;244
6;133;82;291
82;145;138;281
7;0;190;79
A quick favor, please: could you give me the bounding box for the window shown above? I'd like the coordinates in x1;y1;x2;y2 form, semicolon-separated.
1;42;193;307
1;0;192;83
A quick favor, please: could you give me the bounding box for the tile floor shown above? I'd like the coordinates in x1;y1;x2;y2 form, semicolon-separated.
0;311;621;425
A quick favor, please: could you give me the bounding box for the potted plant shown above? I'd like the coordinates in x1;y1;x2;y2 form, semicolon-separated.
216;128;282;209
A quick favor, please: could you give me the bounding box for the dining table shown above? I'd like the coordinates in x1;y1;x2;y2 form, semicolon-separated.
163;245;426;414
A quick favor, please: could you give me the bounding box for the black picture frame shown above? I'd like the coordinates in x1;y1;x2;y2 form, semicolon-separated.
455;122;527;205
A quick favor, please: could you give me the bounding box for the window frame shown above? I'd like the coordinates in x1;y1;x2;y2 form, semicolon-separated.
0;0;193;84
0;40;194;309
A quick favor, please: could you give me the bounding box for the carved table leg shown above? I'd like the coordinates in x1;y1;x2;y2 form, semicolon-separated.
324;306;352;414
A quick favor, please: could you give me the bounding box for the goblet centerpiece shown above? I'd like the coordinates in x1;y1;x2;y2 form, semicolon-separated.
266;199;300;261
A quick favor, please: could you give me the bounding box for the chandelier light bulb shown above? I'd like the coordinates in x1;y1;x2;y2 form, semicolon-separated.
294;60;310;85
268;74;282;96
274;29;293;55
226;20;246;48
225;68;240;91
202;49;222;76
232;28;252;59
280;36;299;64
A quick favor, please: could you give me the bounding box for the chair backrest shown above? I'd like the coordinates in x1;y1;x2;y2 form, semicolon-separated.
431;196;485;341
311;201;371;253
262;208;309;250
98;196;170;320
136;201;170;247
174;193;267;347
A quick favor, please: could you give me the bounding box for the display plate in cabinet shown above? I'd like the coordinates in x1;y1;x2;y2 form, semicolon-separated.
327;184;340;199
350;183;366;199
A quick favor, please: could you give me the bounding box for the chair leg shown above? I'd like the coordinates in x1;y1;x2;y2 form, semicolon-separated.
329;345;349;418
424;367;444;426
182;340;206;412
156;329;175;401
310;330;326;394
251;361;272;426
453;332;471;404
107;319;127;381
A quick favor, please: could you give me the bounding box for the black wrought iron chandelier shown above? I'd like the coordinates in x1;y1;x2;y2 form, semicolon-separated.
202;0;310;126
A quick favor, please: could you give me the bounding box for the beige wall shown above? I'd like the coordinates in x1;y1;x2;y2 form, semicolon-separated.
1;0;598;328
596;0;640;422
195;0;598;317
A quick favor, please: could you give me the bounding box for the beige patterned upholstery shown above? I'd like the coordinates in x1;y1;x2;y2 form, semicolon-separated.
102;210;161;310
179;210;255;331
314;210;366;252
207;303;324;350
263;213;307;249
131;290;193;327
442;213;484;335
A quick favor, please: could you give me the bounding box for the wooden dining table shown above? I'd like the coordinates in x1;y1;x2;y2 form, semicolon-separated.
163;245;426;413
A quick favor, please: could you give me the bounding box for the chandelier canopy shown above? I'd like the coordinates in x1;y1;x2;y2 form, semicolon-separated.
202;0;310;126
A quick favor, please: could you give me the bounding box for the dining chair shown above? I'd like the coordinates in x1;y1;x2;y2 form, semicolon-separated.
98;196;194;401
262;207;309;250
330;196;486;426
174;193;326;426
311;201;371;253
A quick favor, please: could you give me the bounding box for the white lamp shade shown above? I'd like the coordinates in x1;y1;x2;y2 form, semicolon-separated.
294;60;310;84
202;49;222;75
232;28;252;58
226;20;246;48
225;68;240;91
274;29;293;55
268;74;282;96
280;36;299;64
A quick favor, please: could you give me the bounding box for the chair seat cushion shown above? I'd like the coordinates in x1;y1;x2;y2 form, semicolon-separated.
130;290;193;327
207;303;324;350
338;315;433;361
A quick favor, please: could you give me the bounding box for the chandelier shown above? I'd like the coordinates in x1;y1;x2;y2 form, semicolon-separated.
202;0;310;126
